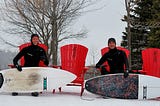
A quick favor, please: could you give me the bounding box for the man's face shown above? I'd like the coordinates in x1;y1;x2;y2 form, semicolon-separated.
32;36;39;45
108;41;116;49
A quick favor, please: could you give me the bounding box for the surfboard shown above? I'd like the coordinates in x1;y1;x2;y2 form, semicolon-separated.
85;74;160;99
0;67;76;93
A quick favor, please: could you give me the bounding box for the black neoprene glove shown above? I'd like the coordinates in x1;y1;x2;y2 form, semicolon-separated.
95;64;100;68
15;64;22;72
40;56;49;66
124;69;129;78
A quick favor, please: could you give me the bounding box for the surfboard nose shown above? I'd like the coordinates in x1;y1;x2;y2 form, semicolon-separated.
0;73;4;88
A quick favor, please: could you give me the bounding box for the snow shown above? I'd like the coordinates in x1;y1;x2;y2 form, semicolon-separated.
0;86;159;106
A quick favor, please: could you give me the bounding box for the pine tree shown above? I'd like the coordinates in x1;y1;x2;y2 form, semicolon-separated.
147;0;160;47
122;0;160;70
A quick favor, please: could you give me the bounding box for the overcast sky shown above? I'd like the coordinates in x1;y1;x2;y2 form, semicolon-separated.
69;0;126;48
63;0;127;64
0;0;127;65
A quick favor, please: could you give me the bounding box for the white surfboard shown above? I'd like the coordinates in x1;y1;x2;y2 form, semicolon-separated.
0;67;76;93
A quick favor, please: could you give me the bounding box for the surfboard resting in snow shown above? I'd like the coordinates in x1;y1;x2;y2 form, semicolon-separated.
0;67;76;96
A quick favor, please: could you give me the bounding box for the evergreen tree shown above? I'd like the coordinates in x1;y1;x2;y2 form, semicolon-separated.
147;0;160;47
122;0;160;70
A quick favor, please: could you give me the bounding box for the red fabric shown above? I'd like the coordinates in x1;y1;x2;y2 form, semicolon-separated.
142;48;160;77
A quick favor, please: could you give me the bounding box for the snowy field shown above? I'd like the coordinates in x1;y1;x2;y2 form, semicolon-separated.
0;86;160;106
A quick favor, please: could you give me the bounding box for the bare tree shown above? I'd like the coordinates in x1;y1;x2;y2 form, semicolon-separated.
1;0;99;65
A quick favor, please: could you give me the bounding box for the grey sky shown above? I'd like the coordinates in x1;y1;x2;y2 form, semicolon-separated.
62;0;126;45
62;0;127;64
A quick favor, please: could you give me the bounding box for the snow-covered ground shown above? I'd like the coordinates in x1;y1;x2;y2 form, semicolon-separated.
0;86;159;106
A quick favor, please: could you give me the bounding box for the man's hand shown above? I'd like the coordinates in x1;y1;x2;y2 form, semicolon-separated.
95;64;101;68
40;56;49;66
15;64;22;72
124;70;129;78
